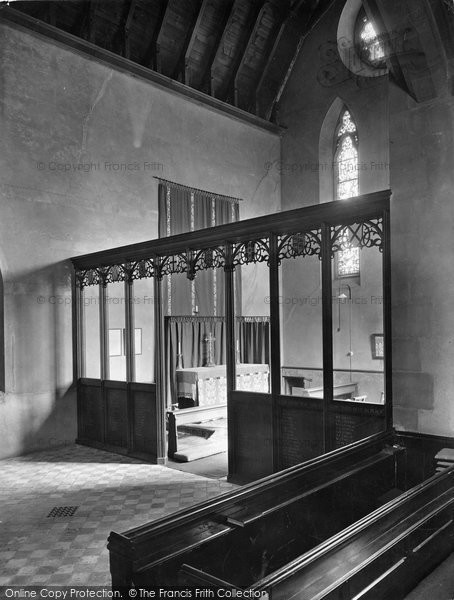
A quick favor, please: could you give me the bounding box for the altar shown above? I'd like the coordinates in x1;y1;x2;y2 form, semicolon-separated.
176;363;269;407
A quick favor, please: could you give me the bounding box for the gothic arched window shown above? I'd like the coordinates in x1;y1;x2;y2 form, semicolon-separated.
335;109;360;277
355;8;386;69
335;109;359;200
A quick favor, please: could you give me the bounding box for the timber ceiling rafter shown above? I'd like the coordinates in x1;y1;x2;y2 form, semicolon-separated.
9;0;454;118
233;0;289;112
210;0;263;102
184;0;234;92
155;0;202;80
129;0;167;69
11;0;329;123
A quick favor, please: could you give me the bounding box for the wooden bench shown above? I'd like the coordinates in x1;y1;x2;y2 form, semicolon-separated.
108;432;408;589
179;468;454;599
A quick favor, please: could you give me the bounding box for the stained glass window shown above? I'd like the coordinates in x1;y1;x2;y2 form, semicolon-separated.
356;9;386;68
335;109;360;277
335;110;358;201
337;136;359;200
337;230;360;277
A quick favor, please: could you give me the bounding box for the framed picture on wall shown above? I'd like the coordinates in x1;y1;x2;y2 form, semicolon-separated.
109;329;123;356
371;333;384;359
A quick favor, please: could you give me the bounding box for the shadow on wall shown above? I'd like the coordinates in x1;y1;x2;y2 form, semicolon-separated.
1;260;77;459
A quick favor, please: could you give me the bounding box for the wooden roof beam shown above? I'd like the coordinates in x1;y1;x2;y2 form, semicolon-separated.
255;0;323;121
87;0;97;44
209;0;263;101
185;0;234;91
272;0;338;121
142;0;169;71
233;0;285;112
154;0;202;79
123;0;137;59
233;2;272;109
172;1;204;82
107;0;137;57
0;4;282;134
183;0;209;86
70;1;93;38
48;2;56;27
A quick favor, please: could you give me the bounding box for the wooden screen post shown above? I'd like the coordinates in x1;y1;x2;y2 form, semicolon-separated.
125;279;135;383
75;280;85;380
224;243;236;478
225;244;236;391
322;222;334;454
269;233;281;471
99;282;109;381
125;279;135;453
99;281;108;445
154;271;167;463
383;207;393;432
74;277;84;441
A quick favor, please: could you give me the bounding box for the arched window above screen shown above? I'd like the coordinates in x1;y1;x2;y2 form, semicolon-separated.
335;109;359;201
335;108;360;277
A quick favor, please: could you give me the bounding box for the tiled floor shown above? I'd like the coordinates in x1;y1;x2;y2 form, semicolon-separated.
2;444;452;595
0;444;235;587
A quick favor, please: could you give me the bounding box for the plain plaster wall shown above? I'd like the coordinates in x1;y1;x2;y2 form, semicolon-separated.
279;0;454;435
0;22;281;459
389;87;454;436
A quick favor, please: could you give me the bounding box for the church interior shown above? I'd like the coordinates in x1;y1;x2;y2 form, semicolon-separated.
1;0;454;596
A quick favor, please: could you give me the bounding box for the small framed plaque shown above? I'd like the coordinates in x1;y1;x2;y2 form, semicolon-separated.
371;333;384;359
134;328;142;355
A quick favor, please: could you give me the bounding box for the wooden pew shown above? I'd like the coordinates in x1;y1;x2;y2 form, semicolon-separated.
179;467;454;600
108;432;405;588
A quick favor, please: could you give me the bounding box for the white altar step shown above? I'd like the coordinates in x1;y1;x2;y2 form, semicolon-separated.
173;419;227;462
178;422;217;439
